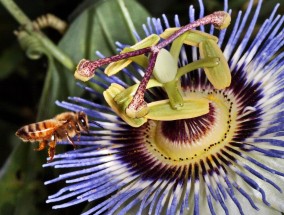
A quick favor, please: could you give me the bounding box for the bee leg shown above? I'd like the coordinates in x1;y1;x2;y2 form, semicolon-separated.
34;140;48;151
48;140;56;162
77;133;81;142
66;132;77;150
75;123;81;141
47;134;57;162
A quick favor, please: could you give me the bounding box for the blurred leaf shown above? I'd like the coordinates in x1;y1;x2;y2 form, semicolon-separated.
136;0;176;16
0;44;24;79
0;141;47;215
0;120;18;164
62;0;149;61
36;55;72;119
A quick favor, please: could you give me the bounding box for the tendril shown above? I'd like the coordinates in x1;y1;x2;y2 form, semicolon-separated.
15;30;47;60
32;13;68;34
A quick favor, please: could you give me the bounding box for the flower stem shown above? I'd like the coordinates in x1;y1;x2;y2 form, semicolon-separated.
31;31;75;70
0;0;30;25
0;0;75;70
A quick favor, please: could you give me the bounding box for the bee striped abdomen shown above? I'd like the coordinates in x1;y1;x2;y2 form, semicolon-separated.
16;119;62;142
16;126;30;141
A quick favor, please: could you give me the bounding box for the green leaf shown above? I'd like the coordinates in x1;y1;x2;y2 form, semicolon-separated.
0;140;47;215
37;53;81;120
60;0;150;62
0;43;24;79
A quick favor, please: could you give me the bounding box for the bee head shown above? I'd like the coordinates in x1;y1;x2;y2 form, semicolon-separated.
77;111;89;133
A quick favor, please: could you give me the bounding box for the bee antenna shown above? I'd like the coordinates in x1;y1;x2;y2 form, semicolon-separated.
90;120;104;129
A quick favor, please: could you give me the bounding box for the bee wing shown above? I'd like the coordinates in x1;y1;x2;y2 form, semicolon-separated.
16;119;67;142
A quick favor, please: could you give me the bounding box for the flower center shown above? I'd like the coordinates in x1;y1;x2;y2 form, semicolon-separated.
144;88;237;164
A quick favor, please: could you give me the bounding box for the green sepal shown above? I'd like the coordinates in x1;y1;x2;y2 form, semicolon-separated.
131;33;160;49
170;32;189;63
145;97;209;121
104;59;132;76
100;46;149;78
103;83;147;127
105;34;160;76
160;28;218;47
199;39;231;89
114;79;162;104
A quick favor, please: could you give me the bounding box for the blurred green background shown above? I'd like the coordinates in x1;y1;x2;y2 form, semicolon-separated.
0;0;282;214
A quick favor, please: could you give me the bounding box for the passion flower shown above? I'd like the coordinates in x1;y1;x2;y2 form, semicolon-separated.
44;0;284;214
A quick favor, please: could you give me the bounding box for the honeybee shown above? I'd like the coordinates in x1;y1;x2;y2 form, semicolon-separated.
16;111;89;162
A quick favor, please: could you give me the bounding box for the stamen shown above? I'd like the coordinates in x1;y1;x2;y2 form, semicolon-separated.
74;11;231;119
